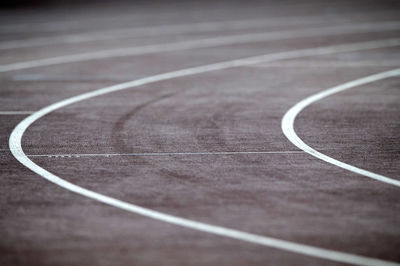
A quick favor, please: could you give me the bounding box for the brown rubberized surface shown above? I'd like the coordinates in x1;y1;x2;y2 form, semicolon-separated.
1;1;399;265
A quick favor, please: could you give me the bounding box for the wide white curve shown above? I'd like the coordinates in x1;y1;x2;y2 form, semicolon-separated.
282;69;400;187
9;40;400;266
1;21;400;72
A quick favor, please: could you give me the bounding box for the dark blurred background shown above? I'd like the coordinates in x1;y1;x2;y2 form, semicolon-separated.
2;0;399;9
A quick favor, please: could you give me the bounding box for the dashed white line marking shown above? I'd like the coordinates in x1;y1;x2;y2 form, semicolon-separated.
9;39;400;266
27;151;304;158
282;68;400;187
0;111;35;115
1;21;400;72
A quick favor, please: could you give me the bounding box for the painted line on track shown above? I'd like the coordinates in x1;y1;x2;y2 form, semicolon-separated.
281;69;400;187
0;8;319;33
251;60;400;68
1;21;400;72
0;111;35;115
27;151;304;158
11;74;139;82
1;8;398;34
0;16;324;50
9;39;400;266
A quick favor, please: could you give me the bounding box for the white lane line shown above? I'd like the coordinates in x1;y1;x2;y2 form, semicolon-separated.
282;69;400;187
27;151;304;158
0;111;35;115
0;15;289;34
0;17;323;50
251;60;400;68
1;21;400;72
0;9;306;33
9;40;400;266
1;7;398;34
11;74;137;82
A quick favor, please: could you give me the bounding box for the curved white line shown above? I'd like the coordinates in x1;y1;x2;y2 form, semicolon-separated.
282;69;400;187
9;40;400;266
1;21;400;72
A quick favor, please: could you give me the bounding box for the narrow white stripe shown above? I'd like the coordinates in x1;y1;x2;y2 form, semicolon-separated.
1;7;397;34
0;17;320;50
251;60;400;68
11;74;136;81
27;151;304;158
9;40;400;266
1;21;400;72
0;111;35;115
282;69;400;187
0;10;312;33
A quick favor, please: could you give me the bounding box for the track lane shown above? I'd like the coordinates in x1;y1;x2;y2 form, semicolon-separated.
1;21;400;72
9;40;400;266
0;16;324;51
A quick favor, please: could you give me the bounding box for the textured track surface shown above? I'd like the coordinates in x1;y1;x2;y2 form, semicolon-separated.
1;1;400;265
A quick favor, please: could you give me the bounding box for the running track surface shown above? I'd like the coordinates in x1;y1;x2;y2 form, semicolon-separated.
1;1;400;265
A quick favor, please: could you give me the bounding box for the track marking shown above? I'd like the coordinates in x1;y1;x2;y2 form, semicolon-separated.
0;17;323;50
1;21;400;72
282;69;400;187
251;60;400;68
1;7;398;34
27;151;304;158
0;111;35;115
9;40;400;266
1;9;315;33
11;74;137;82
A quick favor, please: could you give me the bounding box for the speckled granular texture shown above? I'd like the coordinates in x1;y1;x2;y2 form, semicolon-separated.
0;1;399;265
